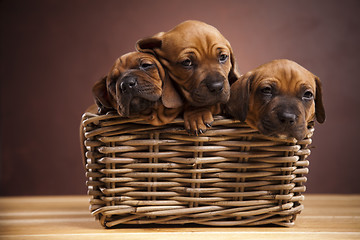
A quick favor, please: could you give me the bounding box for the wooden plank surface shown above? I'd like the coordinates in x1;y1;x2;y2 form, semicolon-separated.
0;195;359;240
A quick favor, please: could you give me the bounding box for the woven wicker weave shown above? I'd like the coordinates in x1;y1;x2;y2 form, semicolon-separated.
81;112;312;228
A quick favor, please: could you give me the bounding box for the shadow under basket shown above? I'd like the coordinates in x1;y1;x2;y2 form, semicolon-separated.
81;112;313;228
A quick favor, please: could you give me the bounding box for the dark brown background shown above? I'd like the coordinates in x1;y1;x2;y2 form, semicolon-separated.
1;0;359;196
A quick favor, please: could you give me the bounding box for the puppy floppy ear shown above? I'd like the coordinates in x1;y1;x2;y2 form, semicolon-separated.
140;37;183;109
136;32;164;54
161;72;183;109
314;76;326;123
92;76;113;114
228;50;241;85
226;72;253;122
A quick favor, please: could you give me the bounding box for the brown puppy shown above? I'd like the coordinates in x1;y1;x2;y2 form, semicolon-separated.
136;20;240;134
80;52;182;166
91;51;182;125
226;59;325;140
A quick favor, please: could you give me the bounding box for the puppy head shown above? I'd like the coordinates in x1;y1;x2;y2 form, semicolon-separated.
226;59;326;140
136;20;240;107
92;52;166;117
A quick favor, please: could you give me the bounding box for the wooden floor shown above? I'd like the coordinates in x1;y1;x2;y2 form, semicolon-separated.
0;194;359;240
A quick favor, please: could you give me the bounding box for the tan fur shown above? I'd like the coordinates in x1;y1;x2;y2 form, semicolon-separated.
80;52;183;166
226;59;325;140
137;20;240;134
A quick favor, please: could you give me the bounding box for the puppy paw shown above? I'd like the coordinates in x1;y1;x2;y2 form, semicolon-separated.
183;107;214;135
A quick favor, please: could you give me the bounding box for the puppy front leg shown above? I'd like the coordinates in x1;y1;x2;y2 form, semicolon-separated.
183;104;221;135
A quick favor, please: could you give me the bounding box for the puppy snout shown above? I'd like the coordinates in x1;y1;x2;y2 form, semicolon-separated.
120;77;137;93
206;81;224;93
203;73;225;93
278;112;297;125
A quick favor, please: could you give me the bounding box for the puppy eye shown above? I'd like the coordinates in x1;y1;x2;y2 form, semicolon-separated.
181;58;192;67
303;91;314;100
219;54;229;64
261;86;272;95
140;62;154;70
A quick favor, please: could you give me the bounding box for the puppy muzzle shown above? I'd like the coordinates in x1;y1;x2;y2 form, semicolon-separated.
259;110;307;140
116;75;161;117
277;111;297;127
186;73;229;106
203;73;226;93
120;76;138;94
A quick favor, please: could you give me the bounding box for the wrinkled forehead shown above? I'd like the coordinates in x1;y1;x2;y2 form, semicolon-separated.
162;25;230;53
118;52;158;68
253;61;316;92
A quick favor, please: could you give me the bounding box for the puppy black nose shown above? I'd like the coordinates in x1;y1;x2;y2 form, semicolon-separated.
120;77;137;92
278;112;297;125
206;81;224;93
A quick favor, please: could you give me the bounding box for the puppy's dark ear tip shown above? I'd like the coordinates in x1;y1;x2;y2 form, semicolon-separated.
239;116;247;123
317;116;326;124
315;110;326;124
230;113;245;122
226;106;246;122
235;114;247;123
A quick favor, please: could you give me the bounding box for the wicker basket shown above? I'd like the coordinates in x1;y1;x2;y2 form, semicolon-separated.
81;112;312;228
